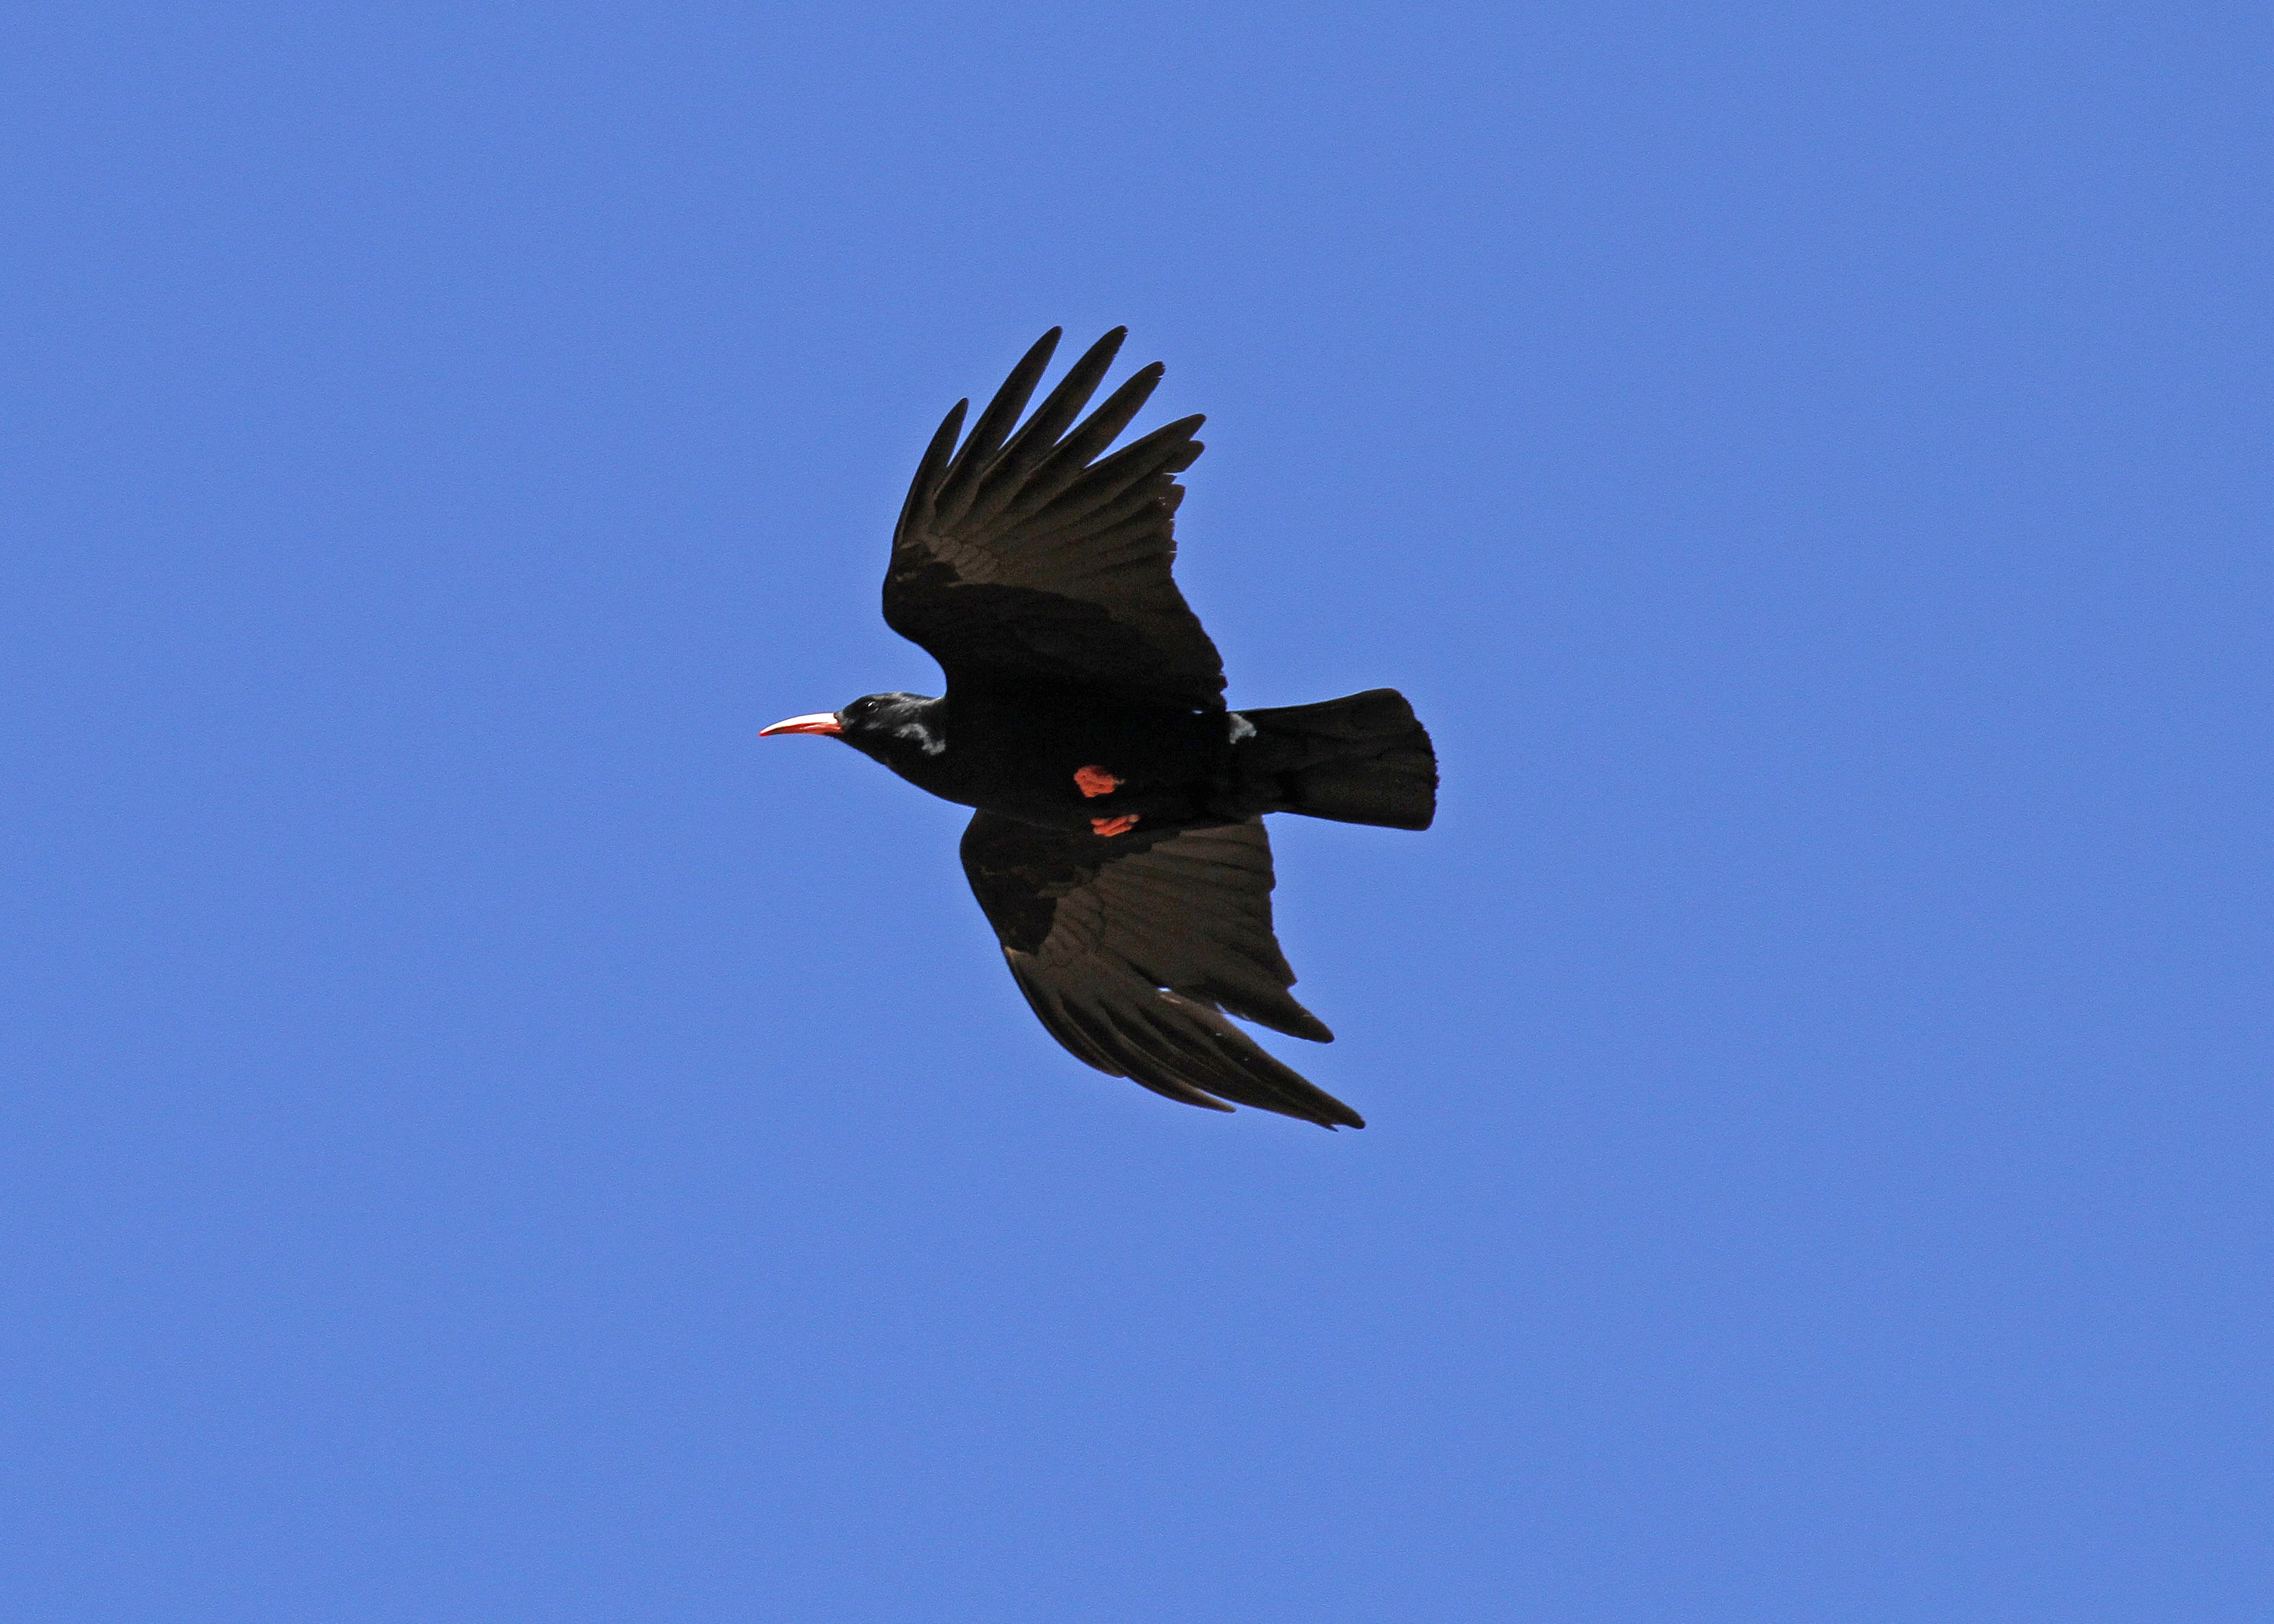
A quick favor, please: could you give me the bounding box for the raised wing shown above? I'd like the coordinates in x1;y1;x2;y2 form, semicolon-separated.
960;811;1361;1128
886;329;1227;707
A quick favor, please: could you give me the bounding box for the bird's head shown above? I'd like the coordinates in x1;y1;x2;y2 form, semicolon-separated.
760;692;945;771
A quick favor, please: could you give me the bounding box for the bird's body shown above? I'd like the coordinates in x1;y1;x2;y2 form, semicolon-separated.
763;328;1436;1127
834;682;1234;834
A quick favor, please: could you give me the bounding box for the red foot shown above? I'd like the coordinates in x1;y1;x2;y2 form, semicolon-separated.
1074;765;1123;798
1090;814;1140;837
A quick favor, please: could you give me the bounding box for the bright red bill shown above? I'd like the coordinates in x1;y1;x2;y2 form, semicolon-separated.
758;712;844;737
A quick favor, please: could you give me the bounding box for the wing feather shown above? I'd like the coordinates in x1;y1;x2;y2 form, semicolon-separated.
960;329;1130;524
999;421;1204;545
931;328;1061;522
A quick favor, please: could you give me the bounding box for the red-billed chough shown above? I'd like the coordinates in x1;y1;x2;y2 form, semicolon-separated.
762;329;1435;1128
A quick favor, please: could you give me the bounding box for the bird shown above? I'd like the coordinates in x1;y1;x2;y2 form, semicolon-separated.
762;328;1435;1128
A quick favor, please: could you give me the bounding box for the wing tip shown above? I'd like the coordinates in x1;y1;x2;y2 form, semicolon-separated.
1163;1081;1364;1128
1078;326;1131;370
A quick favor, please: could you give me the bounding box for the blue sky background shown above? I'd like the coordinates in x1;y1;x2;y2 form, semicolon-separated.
4;4;2267;1619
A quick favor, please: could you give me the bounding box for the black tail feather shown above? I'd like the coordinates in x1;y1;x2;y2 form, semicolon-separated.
1234;688;1437;830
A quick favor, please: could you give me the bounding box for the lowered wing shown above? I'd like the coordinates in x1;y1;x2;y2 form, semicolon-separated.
960;810;1361;1128
885;328;1227;709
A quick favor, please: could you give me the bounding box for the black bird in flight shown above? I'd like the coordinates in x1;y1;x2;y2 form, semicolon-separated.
763;329;1435;1127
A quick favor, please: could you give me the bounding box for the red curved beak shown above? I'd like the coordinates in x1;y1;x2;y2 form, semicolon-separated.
758;711;844;738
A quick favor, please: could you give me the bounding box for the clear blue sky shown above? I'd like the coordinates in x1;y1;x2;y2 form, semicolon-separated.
5;5;2266;1620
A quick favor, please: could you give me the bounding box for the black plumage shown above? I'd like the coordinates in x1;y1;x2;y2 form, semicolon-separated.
764;328;1436;1128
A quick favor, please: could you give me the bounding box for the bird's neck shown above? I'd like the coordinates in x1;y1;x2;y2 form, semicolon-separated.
868;695;951;771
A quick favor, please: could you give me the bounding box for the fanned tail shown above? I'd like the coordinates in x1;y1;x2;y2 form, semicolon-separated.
1233;688;1437;830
